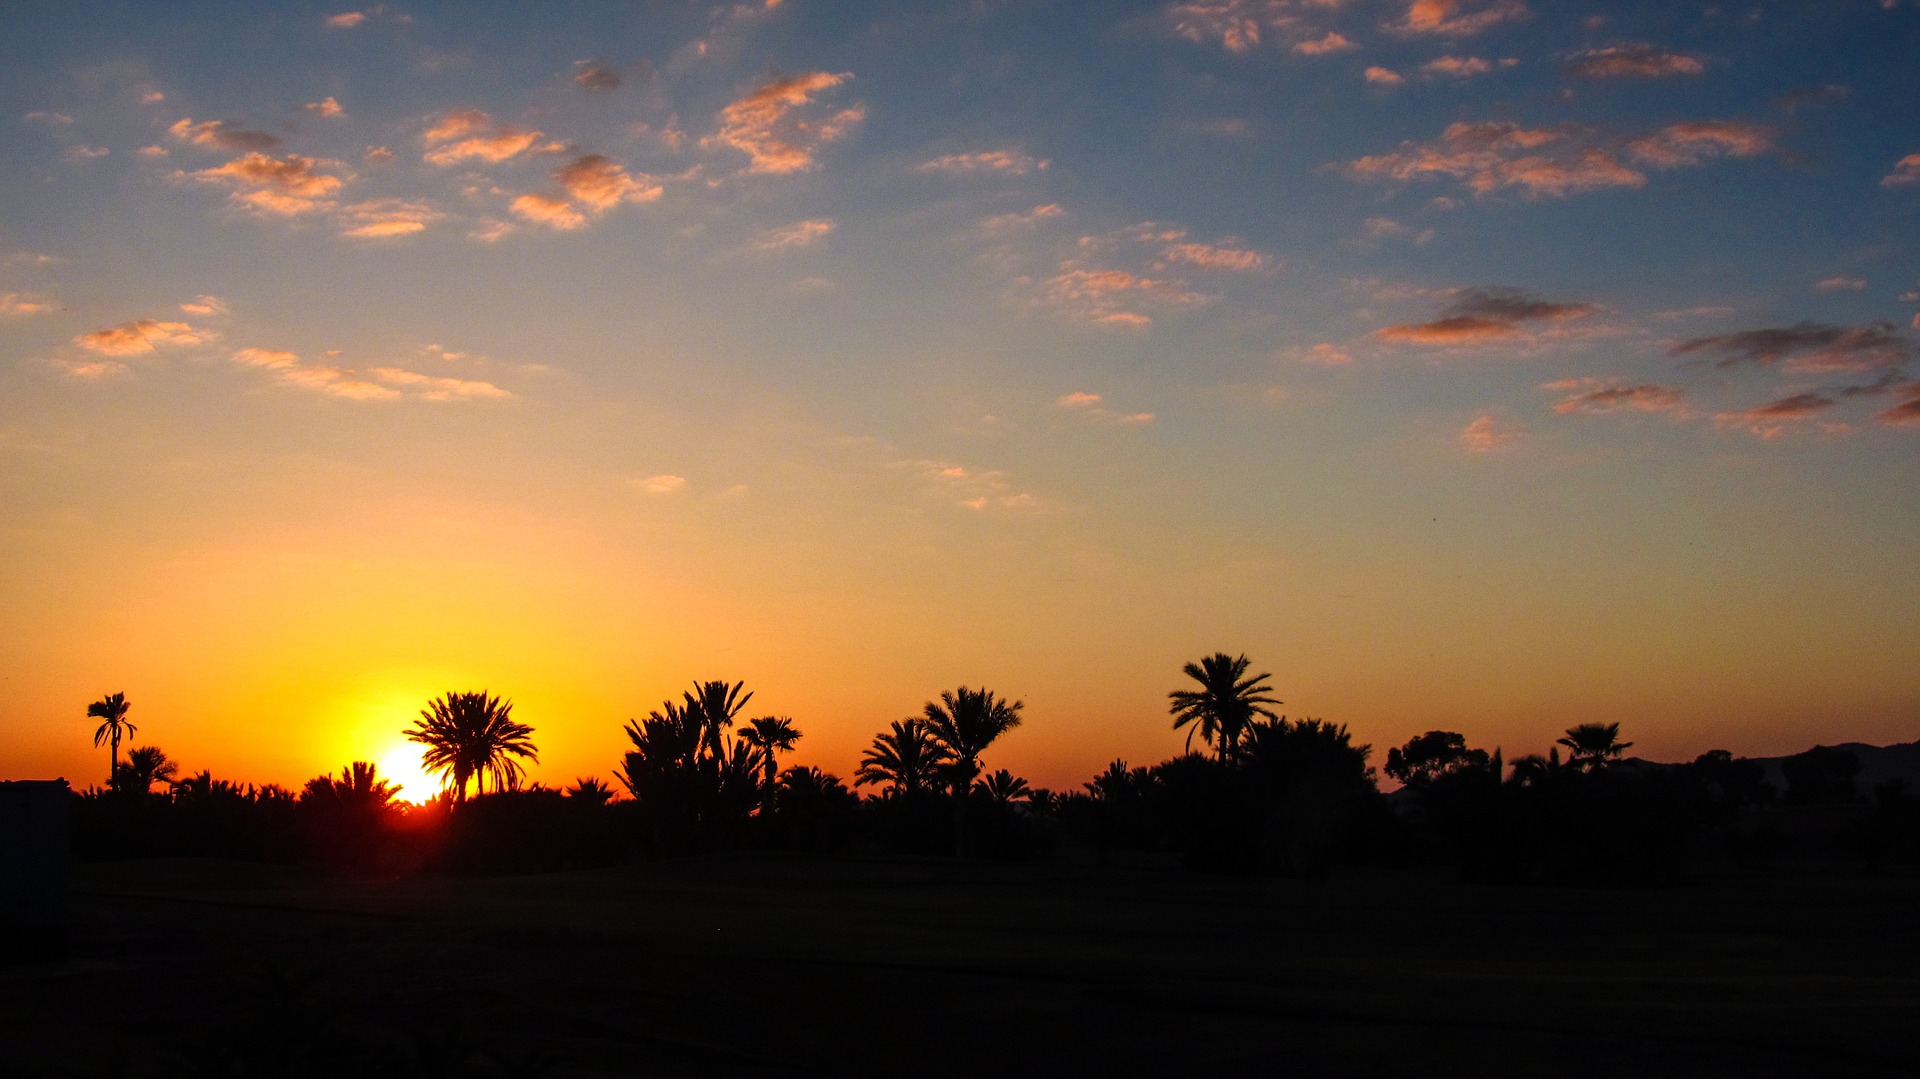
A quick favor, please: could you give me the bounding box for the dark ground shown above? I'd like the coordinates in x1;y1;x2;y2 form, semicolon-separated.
6;855;1917;1077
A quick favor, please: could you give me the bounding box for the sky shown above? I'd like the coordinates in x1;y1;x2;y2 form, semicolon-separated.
4;0;1918;797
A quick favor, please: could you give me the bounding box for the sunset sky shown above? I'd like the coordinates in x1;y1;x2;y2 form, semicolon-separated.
5;0;1918;797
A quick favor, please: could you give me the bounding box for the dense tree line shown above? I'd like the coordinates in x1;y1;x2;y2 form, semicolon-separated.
66;659;1920;880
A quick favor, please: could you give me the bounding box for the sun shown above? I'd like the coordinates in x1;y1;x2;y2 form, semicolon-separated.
375;743;444;803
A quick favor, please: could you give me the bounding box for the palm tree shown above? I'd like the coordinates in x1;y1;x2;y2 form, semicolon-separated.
976;769;1031;805
88;692;135;786
921;687;1024;799
739;715;802;793
116;745;179;795
1168;653;1280;764
854;719;949;797
1556;722;1633;772
565;777;617;805
684;679;752;757
301;761;401;811
405;691;538;802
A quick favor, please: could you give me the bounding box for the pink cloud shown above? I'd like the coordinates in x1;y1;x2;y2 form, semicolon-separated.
1044;267;1206;328
169;118;281;152
1548;380;1687;416
1377;287;1592;344
1460;414;1523;451
423;110;545;166
756;219;835;250
1421;56;1514;78
1876;384;1920;426
1392;0;1527;36
1566;44;1704;79
1295;32;1356;55
1376;316;1517;344
1156;241;1270;272
325;11;367;28
916;150;1049;175
366;368;512;400
1347;121;1646;199
191;153;346;215
75;319;213;356
554;154;662;210
338;198;443;238
303;97;344;118
1057;390;1154;426
509;193;586;230
1713;393;1837;438
706;72;861;175
1627;121;1772;168
1365;66;1405;85
1882;153;1920;188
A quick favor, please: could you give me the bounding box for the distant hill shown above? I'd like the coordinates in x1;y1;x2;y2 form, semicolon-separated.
1629;740;1920;796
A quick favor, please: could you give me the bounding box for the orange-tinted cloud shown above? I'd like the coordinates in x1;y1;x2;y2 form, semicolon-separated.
1378;287;1591;344
365;368;512;400
178;295;228;316
1567;44;1704;78
75;319;213;356
1155;241;1269;272
1421;56;1513;78
423;109;545;166
916;150;1049;175
1365;66;1405;85
1347;121;1645;198
981;204;1065;231
1044;268;1206;328
1713;393;1837;438
1875;384;1920;426
1057;390;1155;426
707;72;860;174
1628;121;1772;168
1377;315;1517;344
191;153;346;215
1295;32;1355;55
338;199;444;238
1460;414;1523;451
509;193;586;230
554;154;662;210
1882;153;1920;188
1670;321;1911;374
1;292;55;317
634;474;687;495
233;348;507;401
303;97;344;118
1393;0;1527;36
755;219;835;250
325;11;367;28
169;118;281;152
1167;0;1272;53
1547;380;1687;416
574;62;621;92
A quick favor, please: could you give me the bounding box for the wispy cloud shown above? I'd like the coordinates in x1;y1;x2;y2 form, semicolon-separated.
423;109;547;166
1390;0;1528;36
1377;286;1593;344
1365;66;1405;85
189;152;347;216
1295;32;1356;55
1713;393;1840;438
1545;378;1688;416
1154;239;1271;272
916;150;1048;176
573;61;622;92
365;368;512;400
1;292;56;317
1814;276;1867;293
1669;321;1912;374
303;97;344;118
981;204;1065;232
706;72;861;175
633;473;687;495
755;218;835;250
509;193;586;230
178;295;228;316
1421;56;1515;78
1626;121;1772;168
1043;268;1206;328
325;11;368;28
1566;43;1704;79
896;457;1043;512
338;198;444;238
1167;0;1283;54
1460;414;1523;451
1057;390;1155;426
232;347;509;401
1875;383;1920;426
169;118;281;152
75;319;214;356
1882;153;1920;188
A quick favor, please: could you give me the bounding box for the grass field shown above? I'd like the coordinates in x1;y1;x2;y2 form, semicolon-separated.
7;856;1917;1076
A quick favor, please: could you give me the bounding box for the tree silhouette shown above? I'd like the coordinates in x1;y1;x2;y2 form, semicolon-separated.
88;691;135;787
617;681;764;850
116;744;179;795
739;715;802;794
301;761;401;811
1556;723;1633;772
1386;730;1492;789
405;691;538;802
921;687;1024;799
977;769;1031;805
1168;653;1279;763
854;719;949;797
565;777;617;805
684;679;752;757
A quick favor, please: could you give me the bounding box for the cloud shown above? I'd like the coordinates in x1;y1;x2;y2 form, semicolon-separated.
232;346;300;369
190;152;346;215
65;145;110;162
634;474;688;495
423;109;545;166
138;145;169;158
1295;32;1356;55
1347;121;1643;198
509;193;586;230
1303;343;1352;364
1460;414;1523;451
1669;321;1912;373
1875;384;1920;426
916;150;1049;176
1546;378;1688;416
755;218;834;250
1057;390;1155;426
1421;56;1514;78
1814;276;1867;293
1155;241;1270;272
706;71;860;174
365;368;512;400
178;295;228;316
75;319;213;356
895;457;1043;512
1043;268;1207;328
169;118;281;152
1364;66;1405;85
338;198;444;238
1167;0;1278;53
1377;287;1591;344
1627;121;1772;168
981;204;1065;231
303;97;344;118
553;154;661;210
1;293;56;317
1883;153;1920;188
23;110;74;125
1566;44;1704;78
574;61;622;92
1391;0;1527;36
325;11;368;28
1713;393;1837;438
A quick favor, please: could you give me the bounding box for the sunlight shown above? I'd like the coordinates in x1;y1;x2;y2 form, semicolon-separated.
375;742;443;804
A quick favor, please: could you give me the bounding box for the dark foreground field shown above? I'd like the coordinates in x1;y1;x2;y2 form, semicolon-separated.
6;856;1916;1077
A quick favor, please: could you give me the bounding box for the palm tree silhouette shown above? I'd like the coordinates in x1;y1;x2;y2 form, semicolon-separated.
565;777;616;804
1556;723;1633;772
1168;653;1280;763
87;692;135;786
854;719;949;797
739;715;802;794
117;744;179;794
921;687;1024;800
684;680;752;757
302;761;402;810
405;691;538;802
977;769;1031;805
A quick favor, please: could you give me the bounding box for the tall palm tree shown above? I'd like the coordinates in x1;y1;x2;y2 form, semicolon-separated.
1556;722;1633;772
854;719;949;797
1168;653;1280;764
117;745;179;795
976;769;1031;805
684;680;752;757
739;715;802;793
405;691;538;802
88;692;135;786
921;686;1024;799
